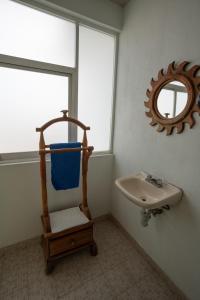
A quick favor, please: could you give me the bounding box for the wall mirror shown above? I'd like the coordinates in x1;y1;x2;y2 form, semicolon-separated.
157;81;188;119
145;61;200;135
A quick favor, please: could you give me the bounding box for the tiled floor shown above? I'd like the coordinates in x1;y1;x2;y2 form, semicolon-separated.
0;219;181;300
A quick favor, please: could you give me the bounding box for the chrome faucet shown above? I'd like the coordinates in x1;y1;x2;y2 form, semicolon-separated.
145;174;163;188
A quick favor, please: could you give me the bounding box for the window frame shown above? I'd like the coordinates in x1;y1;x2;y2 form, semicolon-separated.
0;54;76;161
0;0;119;162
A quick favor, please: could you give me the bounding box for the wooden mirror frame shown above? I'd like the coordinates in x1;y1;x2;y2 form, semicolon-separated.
145;61;200;135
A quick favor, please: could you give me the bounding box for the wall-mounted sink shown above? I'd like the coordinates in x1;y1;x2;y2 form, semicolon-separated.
115;172;182;209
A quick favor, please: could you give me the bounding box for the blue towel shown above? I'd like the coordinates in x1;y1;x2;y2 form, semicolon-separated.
50;142;81;190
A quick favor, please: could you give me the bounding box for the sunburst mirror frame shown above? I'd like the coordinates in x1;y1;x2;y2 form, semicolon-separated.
145;61;200;135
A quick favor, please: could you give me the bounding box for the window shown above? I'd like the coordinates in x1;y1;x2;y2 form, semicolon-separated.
0;67;69;153
78;26;115;152
157;89;174;118
0;0;116;160
0;0;76;67
157;81;187;118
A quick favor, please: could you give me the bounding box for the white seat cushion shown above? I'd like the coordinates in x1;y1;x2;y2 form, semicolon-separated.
50;207;90;233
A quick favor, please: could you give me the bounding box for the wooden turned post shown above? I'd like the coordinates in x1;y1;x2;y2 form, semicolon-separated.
39;132;51;233
81;130;91;219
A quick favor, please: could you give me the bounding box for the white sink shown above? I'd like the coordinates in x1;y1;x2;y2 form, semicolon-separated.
115;172;182;209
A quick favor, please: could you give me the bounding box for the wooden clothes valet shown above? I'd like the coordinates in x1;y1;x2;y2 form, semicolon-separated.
36;110;97;274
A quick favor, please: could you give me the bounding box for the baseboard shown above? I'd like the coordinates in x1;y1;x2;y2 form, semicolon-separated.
108;214;188;300
93;214;110;222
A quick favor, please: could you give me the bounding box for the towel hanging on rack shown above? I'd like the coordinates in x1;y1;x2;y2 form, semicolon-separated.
50;142;81;190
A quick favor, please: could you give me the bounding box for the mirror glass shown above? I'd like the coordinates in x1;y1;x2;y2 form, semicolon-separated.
157;81;188;118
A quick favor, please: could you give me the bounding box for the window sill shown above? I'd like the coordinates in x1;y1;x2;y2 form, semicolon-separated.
0;152;113;166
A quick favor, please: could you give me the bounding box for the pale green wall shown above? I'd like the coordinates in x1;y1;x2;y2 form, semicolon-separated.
112;0;200;299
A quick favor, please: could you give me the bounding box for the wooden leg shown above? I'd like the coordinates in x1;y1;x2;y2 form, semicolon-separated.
46;261;55;275
40;234;44;247
90;242;98;256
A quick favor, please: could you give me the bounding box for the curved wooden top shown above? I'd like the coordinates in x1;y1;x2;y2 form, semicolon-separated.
36;110;90;132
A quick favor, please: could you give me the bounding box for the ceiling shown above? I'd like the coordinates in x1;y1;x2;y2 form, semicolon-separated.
110;0;130;7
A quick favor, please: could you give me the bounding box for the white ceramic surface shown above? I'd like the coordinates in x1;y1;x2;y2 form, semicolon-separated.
115;172;182;209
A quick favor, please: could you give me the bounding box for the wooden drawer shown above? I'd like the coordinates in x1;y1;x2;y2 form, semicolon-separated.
49;229;93;256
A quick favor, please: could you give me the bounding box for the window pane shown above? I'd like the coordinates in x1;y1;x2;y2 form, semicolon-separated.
0;0;75;67
176;92;188;116
78;26;115;151
0;67;69;153
157;89;174;118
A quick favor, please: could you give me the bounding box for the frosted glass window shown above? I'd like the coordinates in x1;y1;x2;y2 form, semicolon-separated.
0;0;75;67
78;26;115;151
176;92;188;116
157;89;174;118
0;67;69;153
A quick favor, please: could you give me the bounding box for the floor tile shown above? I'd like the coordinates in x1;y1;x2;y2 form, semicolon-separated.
0;219;180;300
83;274;115;300
51;259;81;298
0;287;28;300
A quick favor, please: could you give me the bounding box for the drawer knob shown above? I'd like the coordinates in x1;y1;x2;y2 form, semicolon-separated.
71;239;75;246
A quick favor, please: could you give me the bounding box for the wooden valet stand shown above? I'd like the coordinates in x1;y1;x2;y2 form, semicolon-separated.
36;110;97;274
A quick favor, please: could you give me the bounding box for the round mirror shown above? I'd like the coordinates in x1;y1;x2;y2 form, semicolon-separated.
157;81;188;119
145;61;200;135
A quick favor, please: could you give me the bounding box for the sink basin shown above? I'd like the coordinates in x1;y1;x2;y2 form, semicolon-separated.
115;172;182;209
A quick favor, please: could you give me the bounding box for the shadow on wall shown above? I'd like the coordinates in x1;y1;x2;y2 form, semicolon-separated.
154;193;198;233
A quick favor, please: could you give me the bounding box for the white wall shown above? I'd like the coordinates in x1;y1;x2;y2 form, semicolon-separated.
1;155;113;248
112;0;200;299
19;0;123;31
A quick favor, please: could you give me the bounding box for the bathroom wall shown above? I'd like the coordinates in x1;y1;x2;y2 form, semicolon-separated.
112;0;200;299
19;0;123;31
1;154;112;248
